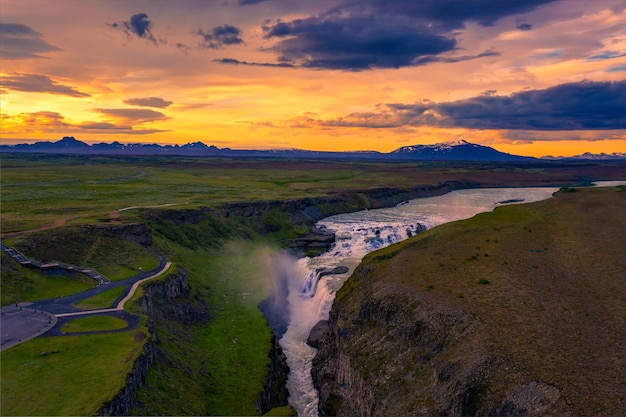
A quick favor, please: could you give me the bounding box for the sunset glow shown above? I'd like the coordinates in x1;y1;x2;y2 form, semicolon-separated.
1;0;625;157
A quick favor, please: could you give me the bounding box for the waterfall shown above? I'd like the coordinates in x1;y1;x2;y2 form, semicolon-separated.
277;186;560;416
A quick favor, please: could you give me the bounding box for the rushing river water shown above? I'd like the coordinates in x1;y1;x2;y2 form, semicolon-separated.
278;183;623;416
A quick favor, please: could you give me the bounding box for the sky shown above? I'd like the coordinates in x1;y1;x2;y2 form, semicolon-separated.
0;0;625;157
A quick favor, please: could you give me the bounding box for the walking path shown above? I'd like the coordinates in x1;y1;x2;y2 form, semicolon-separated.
1;261;172;352
55;262;171;317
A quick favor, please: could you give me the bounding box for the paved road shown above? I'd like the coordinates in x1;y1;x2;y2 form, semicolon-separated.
1;260;171;352
0;306;57;351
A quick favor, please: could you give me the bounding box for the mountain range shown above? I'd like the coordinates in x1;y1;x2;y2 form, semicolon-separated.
1;137;624;161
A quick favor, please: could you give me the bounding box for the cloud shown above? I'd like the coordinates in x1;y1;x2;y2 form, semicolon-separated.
0;73;90;97
586;50;626;62
124;97;173;108
606;64;626;73
216;58;296;68
77;121;167;134
14;111;71;129
516;18;533;31
2;110;167;135
306;80;626;130
336;0;558;28
223;0;553;70
0;23;61;59
197;25;243;49
94;108;169;123
109;13;161;45
239;0;272;5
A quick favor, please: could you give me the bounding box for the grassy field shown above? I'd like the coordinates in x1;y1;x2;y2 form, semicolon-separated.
1;227;160;305
74;286;126;310
61;315;129;333
1;252;96;304
2;153;624;233
0;328;148;416
131;240;277;415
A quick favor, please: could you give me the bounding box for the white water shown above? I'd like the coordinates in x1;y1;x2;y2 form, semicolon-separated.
278;183;624;416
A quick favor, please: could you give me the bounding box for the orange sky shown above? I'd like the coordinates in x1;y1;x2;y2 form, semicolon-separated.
1;0;625;157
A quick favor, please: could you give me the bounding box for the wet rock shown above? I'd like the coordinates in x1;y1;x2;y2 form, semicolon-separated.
318;266;349;278
306;320;329;348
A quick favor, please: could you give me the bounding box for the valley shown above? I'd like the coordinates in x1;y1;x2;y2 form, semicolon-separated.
1;153;624;416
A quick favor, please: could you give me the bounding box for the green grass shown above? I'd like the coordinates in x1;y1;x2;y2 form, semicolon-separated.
73;286;126;310
263;405;297;416
61;315;129;333
4;153;618;233
5;228;160;282
1;253;96;305
1;329;148;416
131;239;276;416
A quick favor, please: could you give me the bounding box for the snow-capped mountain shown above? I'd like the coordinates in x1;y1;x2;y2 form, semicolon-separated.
1;137;536;161
391;139;534;161
542;152;626;160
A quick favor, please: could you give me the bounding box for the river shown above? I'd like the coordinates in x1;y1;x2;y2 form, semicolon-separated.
278;182;623;416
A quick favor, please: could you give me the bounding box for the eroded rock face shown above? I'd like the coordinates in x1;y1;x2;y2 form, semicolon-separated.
99;269;190;416
311;272;565;417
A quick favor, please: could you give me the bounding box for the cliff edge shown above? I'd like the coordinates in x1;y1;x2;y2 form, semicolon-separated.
313;186;626;416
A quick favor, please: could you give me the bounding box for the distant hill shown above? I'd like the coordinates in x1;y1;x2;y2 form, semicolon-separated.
0;137;537;161
390;139;534;161
542;151;626;161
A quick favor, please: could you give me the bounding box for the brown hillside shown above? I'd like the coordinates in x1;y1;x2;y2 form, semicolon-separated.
313;186;626;417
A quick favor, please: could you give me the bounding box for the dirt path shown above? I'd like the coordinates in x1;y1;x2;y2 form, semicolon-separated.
1;216;84;239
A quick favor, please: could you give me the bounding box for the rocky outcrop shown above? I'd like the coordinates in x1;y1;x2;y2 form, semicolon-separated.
98;268;190;416
97;223;153;247
256;336;290;415
147;181;470;238
98;330;158;416
139;268;190;316
306;320;329;349
312;279;566;417
290;227;337;257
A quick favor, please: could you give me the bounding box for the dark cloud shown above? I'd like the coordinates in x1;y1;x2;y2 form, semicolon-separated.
606;64;626;73
263;17;459;70
77;121;168;134
516;21;533;31
124;97;173;108
216;58;295;68
94;108;169;123
109;13;161;45
239;0;271;5
587;50;626;61
336;0;557;28
176;42;191;54
0;73;90;97
197;25;243;49
0;23;61;59
225;0;554;70
315;80;626;130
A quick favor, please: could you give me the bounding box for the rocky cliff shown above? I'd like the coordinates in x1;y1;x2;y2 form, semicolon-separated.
147;181;469;248
98;269;190;416
312;187;626;416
